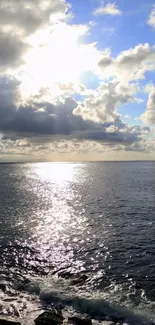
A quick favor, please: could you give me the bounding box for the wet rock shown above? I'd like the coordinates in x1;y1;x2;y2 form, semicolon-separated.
24;281;40;295
16;278;30;291
0;320;21;325
34;309;64;325
16;279;40;295
71;275;88;285
58;270;88;285
0;283;7;292
58;271;74;279
68;316;92;325
101;321;116;325
108;315;123;324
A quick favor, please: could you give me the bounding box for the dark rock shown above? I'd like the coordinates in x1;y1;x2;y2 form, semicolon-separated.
78;275;88;282
100;322;116;325
16;279;30;291
0;320;21;325
24;281;40;295
16;279;40;295
68;316;92;325
108;315;124;324
71;275;88;285
34;309;64;325
58;271;74;279
0;283;7;292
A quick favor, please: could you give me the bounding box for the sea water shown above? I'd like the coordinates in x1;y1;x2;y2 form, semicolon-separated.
0;161;155;324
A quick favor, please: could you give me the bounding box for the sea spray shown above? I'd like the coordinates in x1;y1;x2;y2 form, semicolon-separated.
39;288;154;325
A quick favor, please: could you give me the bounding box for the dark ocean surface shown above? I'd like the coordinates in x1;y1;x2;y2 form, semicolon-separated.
0;161;155;324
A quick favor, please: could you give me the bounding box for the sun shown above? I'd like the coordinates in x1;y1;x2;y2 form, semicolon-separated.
17;23;98;97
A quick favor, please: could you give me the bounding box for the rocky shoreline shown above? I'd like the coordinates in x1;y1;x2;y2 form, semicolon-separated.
0;305;155;325
0;307;128;325
1;274;155;325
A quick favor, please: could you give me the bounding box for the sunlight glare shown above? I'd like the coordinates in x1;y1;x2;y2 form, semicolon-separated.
33;162;76;185
20;24;99;96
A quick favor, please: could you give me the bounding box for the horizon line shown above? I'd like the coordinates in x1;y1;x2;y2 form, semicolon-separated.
0;160;155;164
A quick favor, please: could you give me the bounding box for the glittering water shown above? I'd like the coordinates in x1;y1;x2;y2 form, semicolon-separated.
0;161;155;323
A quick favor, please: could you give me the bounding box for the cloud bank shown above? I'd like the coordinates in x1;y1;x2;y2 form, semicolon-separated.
0;0;154;160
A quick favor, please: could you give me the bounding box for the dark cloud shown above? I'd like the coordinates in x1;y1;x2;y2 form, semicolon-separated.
0;75;148;150
0;0;69;71
0;30;30;71
0;0;69;34
77;129;138;144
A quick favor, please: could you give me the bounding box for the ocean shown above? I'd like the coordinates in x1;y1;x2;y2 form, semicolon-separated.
0;161;155;324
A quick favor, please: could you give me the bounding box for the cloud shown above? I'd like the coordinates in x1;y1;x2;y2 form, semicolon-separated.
73;80;137;123
0;0;69;35
17;22;99;93
0;0;70;72
124;115;131;119
97;43;155;81
0;123;149;158
0;75;149;157
141;87;155;124
0;75;21;107
93;1;122;16
135;97;144;104
0;30;30;72
144;82;155;93
148;5;155;29
0;0;153;158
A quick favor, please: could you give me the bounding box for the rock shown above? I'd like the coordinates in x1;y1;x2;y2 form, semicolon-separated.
109;315;123;324
0;283;7;292
16;279;40;295
16;279;30;291
58;271;74;279
68;316;92;325
71;275;88;285
34;309;64;325
0;320;21;325
24;281;40;295
100;322;116;325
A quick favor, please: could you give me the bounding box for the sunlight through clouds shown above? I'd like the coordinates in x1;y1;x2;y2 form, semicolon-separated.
0;0;155;161
18;23;100;96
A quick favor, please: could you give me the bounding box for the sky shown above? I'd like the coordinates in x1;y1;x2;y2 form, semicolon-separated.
0;0;155;161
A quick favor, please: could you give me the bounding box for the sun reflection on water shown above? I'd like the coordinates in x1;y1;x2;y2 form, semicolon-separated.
27;162;88;270
32;162;78;184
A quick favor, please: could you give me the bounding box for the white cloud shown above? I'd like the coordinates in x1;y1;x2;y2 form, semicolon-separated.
135;98;144;104
97;43;155;82
93;1;122;16
0;0;154;159
124;115;131;119
73;81;137;123
142;87;155;124
0;74;149;157
148;5;155;29
0;0;71;73
144;82;155;93
18;23;100;96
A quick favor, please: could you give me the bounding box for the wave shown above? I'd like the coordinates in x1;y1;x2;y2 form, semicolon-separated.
1;272;155;325
39;287;155;325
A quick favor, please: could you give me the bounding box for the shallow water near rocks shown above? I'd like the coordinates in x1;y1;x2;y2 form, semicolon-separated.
0;162;155;324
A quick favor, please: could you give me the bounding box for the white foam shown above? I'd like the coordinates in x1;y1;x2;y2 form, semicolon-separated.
19;275;155;325
39;288;154;325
